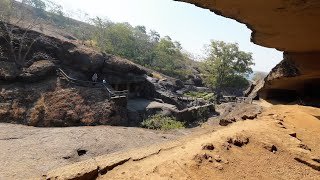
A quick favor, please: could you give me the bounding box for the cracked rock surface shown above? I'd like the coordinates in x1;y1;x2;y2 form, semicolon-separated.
0;123;191;180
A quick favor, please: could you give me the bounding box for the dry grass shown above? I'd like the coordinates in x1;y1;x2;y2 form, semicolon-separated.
152;72;164;80
11;100;26;123
42;88;95;126
29;95;46;126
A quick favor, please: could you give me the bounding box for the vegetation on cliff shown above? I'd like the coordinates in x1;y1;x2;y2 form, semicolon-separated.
0;0;254;94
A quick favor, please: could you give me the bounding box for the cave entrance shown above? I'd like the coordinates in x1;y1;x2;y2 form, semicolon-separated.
111;83;144;99
300;78;320;107
266;89;298;103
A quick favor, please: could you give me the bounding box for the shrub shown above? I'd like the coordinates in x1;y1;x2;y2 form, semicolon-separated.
185;92;215;101
29;95;46;126
141;114;185;130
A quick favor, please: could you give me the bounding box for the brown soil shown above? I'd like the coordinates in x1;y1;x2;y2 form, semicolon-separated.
95;104;320;180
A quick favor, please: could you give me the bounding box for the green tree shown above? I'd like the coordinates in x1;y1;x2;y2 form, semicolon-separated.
25;0;47;17
203;40;254;94
90;18;194;79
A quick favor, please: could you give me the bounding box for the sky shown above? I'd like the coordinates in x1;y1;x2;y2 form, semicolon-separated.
53;0;282;72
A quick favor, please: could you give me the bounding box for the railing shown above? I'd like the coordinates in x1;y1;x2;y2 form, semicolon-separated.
177;96;203;102
57;68;128;100
175;95;210;106
221;95;253;104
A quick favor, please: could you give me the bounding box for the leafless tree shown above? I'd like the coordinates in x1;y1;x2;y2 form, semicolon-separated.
0;0;44;69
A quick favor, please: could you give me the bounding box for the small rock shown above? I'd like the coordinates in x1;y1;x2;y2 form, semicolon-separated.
214;163;223;170
222;143;232;150
263;143;278;153
219;118;236;126
194;153;211;164
202;143;215;151
227;135;249;147
214;155;222;162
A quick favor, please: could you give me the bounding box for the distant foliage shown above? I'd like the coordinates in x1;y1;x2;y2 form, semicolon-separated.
90;17;194;80
141;114;185;130
252;71;268;82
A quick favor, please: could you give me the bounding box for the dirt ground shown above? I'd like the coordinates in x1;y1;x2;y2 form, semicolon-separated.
96;104;320;180
42;103;320;180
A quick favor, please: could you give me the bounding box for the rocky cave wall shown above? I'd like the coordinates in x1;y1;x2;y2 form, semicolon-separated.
179;0;320;105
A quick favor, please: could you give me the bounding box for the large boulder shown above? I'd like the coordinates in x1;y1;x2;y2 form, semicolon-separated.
19;60;56;82
244;79;265;100
217;103;262;126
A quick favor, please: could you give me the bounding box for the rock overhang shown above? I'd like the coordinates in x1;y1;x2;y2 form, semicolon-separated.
177;0;320;105
177;0;320;52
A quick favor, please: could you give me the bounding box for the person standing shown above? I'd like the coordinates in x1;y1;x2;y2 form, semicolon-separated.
92;73;98;82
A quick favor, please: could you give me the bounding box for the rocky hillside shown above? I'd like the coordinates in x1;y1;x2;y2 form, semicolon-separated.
0;22;147;127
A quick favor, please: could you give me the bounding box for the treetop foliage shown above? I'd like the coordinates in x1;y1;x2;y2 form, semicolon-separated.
202;40;254;93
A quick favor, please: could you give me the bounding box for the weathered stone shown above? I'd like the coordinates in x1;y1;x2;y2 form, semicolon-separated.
244;79;264;100
217;103;262;126
45;159;98;180
0;61;19;80
202;143;215;151
227;134;249;147
20;60;56;82
262;143;278;153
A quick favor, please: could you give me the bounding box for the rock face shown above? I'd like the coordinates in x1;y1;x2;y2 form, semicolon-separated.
20;60;56;82
0;23;146;127
244;79;264;100
179;0;320;106
216;103;262;126
259;53;320;105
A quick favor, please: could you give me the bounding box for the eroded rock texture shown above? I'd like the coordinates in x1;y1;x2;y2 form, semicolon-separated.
0;23;147;126
179;0;320;105
260;53;320;105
